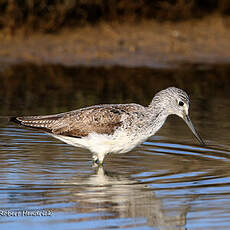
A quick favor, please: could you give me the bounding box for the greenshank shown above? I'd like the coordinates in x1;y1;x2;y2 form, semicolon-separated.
10;87;204;165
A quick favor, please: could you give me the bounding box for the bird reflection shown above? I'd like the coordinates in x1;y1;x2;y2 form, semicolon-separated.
62;166;188;230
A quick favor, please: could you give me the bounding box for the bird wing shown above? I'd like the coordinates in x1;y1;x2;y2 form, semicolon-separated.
10;105;130;137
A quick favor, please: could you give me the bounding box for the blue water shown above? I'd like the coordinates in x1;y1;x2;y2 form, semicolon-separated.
0;117;230;230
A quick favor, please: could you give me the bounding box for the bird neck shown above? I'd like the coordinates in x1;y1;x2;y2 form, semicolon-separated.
146;100;170;136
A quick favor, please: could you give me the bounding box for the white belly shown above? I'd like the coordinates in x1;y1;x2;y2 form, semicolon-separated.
50;132;147;156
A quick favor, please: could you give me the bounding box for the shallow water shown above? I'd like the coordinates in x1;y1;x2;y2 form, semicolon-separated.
1;64;230;229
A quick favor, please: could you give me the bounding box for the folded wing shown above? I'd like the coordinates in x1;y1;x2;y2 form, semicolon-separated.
10;106;125;137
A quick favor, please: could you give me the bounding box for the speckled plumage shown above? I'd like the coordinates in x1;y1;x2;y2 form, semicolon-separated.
10;87;204;165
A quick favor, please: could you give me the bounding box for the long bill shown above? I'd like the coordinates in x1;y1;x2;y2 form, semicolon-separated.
183;115;205;146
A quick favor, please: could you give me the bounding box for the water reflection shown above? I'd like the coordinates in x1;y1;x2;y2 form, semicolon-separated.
63;167;188;229
1;63;230;116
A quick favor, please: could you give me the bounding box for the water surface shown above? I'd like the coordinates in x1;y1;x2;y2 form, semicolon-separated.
0;64;230;229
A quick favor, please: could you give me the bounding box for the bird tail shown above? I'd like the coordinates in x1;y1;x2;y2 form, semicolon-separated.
9;115;60;132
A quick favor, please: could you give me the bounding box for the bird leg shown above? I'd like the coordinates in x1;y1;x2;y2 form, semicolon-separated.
92;155;104;167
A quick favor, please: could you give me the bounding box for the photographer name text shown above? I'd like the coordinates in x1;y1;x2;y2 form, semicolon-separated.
0;210;52;217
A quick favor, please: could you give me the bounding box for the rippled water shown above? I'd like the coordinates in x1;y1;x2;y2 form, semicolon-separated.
1;64;230;229
1;114;230;229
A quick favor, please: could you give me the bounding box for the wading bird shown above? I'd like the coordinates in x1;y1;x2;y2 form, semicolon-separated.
10;87;204;166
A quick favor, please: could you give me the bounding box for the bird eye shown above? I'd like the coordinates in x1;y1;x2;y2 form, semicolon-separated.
178;101;184;106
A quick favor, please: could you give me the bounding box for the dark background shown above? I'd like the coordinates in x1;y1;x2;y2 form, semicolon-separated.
1;0;230;32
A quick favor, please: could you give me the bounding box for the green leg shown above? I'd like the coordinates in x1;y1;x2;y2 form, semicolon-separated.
92;158;104;167
92;154;104;167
